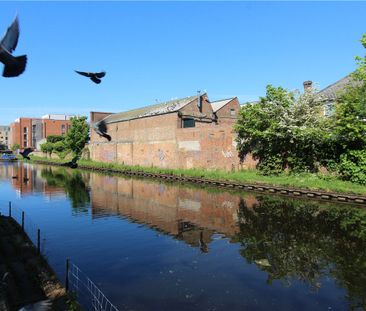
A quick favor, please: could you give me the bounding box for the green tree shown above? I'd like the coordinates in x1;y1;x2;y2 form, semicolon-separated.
355;33;366;81
329;33;366;183
46;135;64;144
40;142;54;154
235;85;327;174
64;116;89;157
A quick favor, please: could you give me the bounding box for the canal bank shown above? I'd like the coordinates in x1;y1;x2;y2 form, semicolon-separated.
0;215;68;310
29;156;366;205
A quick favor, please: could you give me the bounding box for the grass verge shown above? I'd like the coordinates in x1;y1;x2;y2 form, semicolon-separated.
28;155;366;196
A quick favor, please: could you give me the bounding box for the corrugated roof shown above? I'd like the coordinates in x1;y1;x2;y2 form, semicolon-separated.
102;94;200;124
210;98;234;112
318;74;362;101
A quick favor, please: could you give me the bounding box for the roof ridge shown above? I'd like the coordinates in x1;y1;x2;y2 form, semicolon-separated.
210;97;235;103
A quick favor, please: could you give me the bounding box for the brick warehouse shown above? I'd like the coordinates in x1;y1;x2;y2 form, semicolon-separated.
9;114;74;149
89;93;256;171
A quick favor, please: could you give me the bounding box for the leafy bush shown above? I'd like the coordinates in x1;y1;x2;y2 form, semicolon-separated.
338;150;366;184
53;140;66;152
46;135;64;144
40;142;53;154
235;85;327;174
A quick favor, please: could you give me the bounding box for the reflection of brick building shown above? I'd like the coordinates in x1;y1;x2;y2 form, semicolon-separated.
3;163;65;197
89;93;256;171
9;114;74;149
90;173;258;250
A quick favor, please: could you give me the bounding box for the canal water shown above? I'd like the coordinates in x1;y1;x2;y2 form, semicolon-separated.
0;161;365;311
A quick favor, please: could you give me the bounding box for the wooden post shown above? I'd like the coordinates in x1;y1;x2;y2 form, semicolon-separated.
21;211;24;231
8;201;11;217
65;258;70;292
37;229;40;254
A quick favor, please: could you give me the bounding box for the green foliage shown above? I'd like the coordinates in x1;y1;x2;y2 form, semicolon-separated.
235;85;327;174
354;33;366;81
338;150;366;184
234;196;366;308
41;167;90;210
11;144;20;151
53;140;66;152
64;117;89;157
46;135;64;144
40;142;53;154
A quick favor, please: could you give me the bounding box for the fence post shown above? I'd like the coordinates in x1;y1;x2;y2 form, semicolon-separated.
37;229;40;254
21;211;25;231
8;201;11;217
65;258;70;292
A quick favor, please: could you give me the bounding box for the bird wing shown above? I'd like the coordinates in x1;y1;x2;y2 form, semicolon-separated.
0;16;20;53
95;71;106;78
90;76;101;84
75;70;92;77
96;120;107;133
22;147;33;157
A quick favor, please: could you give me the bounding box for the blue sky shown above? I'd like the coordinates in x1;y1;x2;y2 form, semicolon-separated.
0;1;365;124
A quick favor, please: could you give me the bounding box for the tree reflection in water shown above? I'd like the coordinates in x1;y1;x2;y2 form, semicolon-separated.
41;167;90;212
234;196;366;310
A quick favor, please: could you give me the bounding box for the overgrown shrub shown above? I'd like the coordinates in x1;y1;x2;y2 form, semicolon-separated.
338;150;366;185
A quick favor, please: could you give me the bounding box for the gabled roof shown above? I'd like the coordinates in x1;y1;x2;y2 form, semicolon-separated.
103;94;202;124
210;98;235;113
318;74;362;101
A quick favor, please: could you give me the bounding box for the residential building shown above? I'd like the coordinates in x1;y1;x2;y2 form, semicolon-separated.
308;74;362;116
9;114;74;149
0;126;10;149
88;93;255;171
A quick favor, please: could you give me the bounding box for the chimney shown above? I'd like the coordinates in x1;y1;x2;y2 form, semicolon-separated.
303;80;313;92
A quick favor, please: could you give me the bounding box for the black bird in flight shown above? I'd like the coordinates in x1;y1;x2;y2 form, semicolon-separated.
94;120;111;141
61;155;79;169
75;70;106;84
19;147;33;160
0;16;27;77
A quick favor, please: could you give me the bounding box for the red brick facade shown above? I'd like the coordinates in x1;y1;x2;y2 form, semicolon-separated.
89;94;257;171
9;117;72;149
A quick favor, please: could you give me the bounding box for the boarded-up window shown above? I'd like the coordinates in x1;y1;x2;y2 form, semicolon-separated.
183;118;195;128
230;109;236;116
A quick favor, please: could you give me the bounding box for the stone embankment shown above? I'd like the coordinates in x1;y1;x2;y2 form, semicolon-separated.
32;159;366;205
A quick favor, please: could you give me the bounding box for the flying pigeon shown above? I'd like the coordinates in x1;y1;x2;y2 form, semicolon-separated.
93;120;111;141
19;147;33;160
61;155;79;169
0;16;27;77
75;70;106;84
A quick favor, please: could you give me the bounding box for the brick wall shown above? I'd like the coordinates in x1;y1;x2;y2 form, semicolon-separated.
89;98;257;171
215;98;240;125
10;118;72;149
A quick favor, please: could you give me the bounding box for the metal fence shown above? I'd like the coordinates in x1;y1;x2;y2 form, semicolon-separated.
0;200;44;254
66;259;119;311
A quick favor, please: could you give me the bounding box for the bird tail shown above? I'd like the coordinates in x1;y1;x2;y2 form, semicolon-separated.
3;55;27;77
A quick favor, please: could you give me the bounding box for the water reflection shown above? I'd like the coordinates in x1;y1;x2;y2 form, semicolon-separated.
40;167;90;212
1;162;366;310
90;174;251;252
235;196;366;310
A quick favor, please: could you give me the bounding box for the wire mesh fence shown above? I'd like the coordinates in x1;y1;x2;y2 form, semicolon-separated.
67;260;119;311
0;200;44;255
